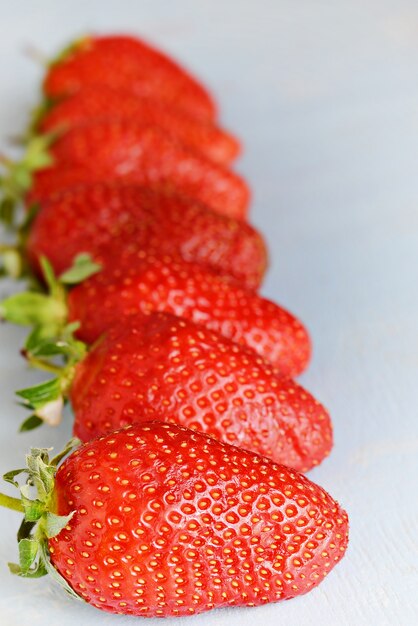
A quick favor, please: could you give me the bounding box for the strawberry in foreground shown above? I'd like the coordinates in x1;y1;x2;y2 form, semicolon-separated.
0;422;349;617
27;121;249;220
43;34;217;122
36;86;239;166
19;311;331;471
26;183;267;289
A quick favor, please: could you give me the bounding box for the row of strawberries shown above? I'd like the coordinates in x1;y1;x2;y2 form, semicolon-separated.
0;34;348;618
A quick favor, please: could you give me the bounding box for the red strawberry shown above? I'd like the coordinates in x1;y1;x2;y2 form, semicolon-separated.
43;35;217;122
70;311;331;471
38;86;240;166
30;121;250;220
67;252;311;377
26;183;267;289
2;423;348;617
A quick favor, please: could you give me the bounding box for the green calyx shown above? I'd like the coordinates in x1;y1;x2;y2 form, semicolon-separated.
0;254;100;332
48;35;91;68
0;254;100;430
0;133;55;229
0;256;68;334
0;440;81;599
0;203;41;280
17;324;87;431
29;98;56;136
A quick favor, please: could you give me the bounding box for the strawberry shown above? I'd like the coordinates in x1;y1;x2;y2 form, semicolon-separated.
26;183;267;289
43;35;217;122
0;422;348;617
37;86;240;166
29;121;250;219
68;311;331;471
67;252;310;376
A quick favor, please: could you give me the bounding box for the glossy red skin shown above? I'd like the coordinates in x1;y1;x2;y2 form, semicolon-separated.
39;86;239;166
49;422;349;617
70;312;332;471
43;35;216;122
68;253;311;377
26;183;267;289
30;121;250;220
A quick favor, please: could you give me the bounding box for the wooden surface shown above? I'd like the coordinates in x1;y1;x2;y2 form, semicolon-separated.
0;1;417;624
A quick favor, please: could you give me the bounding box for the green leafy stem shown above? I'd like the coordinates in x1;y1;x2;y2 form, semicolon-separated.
0;441;82;600
0;254;100;430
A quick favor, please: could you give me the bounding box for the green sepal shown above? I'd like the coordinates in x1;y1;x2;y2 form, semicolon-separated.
18;538;39;572
25;449;55;500
0;197;15;227
8;535;47;579
50;438;81;467
25;336;73;358
1;441;84;596
20;203;40;234
19;415;44;432
29;98;56;134
3;468;27;488
16;378;61;410
0;291;67;328
24;324;85;362
59;253;101;285
0;203;39;280
21;502;44;522
39;256;57;293
22;134;55;171
0;247;23;279
0;253;98;334
17;518;36;542
20;489;45;522
8;555;48;578
0;134;55;227
45;511;75;539
48;36;89;67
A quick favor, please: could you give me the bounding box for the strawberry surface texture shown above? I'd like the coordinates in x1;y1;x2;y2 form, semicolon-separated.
67;252;311;377
49;422;349;617
0;30;350;620
71;312;332;470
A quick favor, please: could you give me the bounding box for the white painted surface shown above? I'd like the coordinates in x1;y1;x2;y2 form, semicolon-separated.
0;1;417;624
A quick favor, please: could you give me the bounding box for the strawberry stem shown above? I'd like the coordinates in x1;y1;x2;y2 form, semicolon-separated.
0;255;98;431
1;442;82;591
23;352;65;376
0;134;56;228
0;492;25;513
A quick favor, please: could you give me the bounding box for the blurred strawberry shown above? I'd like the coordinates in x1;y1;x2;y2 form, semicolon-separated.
26;183;266;289
37;86;239;165
29;121;250;219
43;34;217;122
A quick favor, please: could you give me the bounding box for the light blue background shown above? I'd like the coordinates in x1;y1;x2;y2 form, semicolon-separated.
0;1;417;624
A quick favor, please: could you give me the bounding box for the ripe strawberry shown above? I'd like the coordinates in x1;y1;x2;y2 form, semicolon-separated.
70;311;331;471
29;121;250;220
1;423;348;617
43;35;217;122
37;86;240;166
26;183;267;289
67;252;310;376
